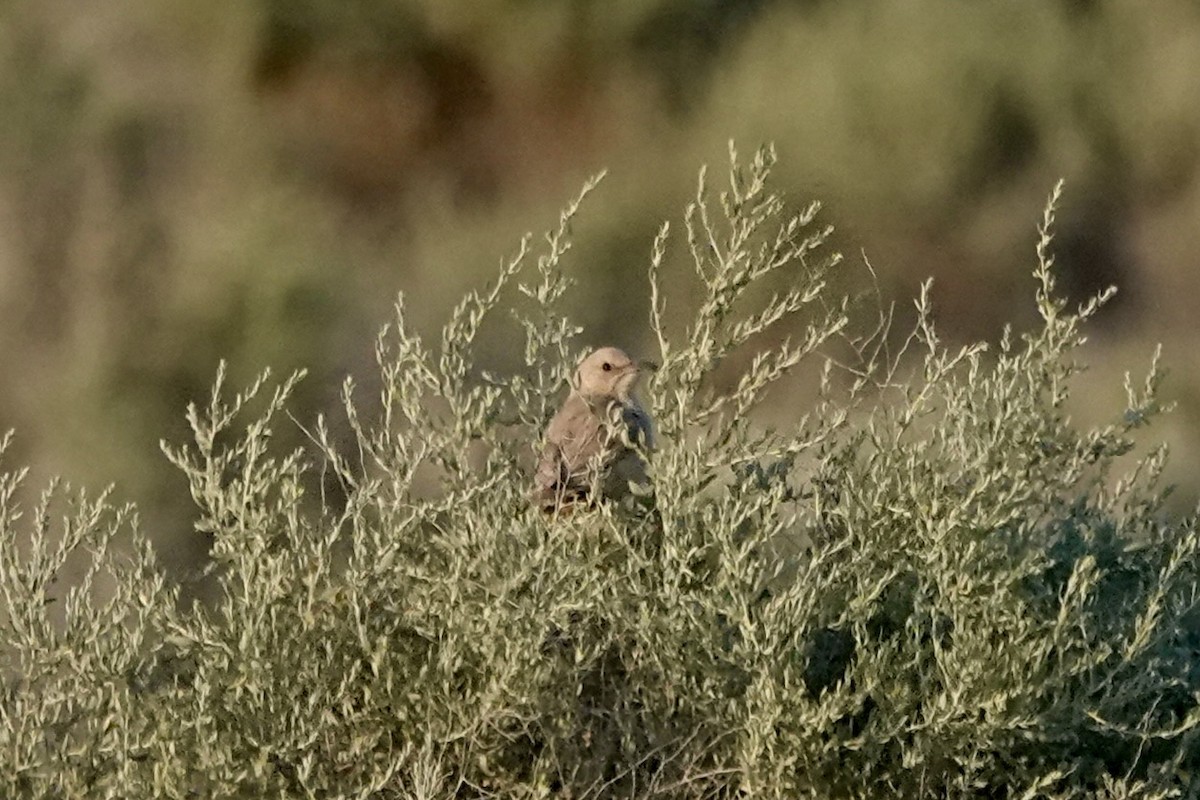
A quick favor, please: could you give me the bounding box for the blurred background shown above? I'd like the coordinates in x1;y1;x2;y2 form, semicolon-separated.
2;0;1198;573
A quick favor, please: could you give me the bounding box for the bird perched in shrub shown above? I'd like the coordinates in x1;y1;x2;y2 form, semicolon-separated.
535;347;655;511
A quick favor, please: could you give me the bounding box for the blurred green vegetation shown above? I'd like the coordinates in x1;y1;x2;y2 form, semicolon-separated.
2;0;1198;570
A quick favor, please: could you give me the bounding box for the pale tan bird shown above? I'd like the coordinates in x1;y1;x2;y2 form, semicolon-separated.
535;346;655;511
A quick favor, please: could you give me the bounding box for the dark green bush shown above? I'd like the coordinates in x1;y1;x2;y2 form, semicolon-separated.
2;147;1197;798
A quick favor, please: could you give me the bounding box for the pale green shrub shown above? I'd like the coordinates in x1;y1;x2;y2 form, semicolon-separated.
2;147;1198;798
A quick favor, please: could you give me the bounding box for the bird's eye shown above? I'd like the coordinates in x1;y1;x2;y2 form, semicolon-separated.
602;362;612;372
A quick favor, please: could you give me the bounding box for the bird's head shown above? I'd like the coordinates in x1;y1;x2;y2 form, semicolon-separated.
572;346;656;403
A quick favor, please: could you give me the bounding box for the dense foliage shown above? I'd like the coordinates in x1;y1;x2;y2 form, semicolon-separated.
2;149;1198;798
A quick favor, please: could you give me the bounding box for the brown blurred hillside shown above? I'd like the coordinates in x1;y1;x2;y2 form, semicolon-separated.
2;0;1198;571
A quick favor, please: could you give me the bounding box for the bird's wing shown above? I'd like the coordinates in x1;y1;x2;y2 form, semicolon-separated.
536;394;603;505
548;395;604;471
534;441;568;497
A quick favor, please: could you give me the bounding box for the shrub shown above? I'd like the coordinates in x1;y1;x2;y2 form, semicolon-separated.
2;146;1197;798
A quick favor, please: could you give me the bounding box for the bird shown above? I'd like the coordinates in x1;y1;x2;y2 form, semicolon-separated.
534;346;656;512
